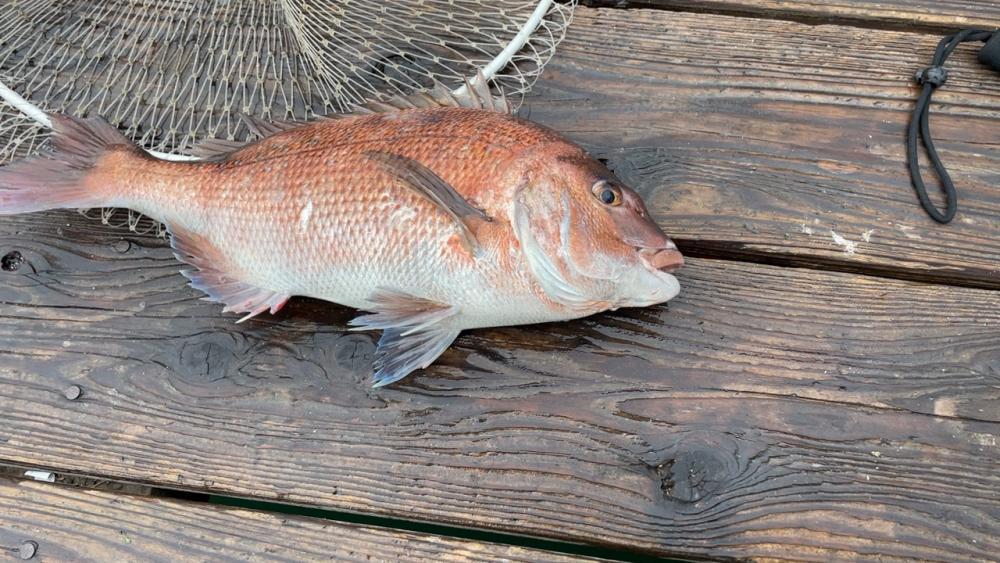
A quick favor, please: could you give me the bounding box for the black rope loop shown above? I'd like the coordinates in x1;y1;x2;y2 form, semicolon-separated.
908;29;998;224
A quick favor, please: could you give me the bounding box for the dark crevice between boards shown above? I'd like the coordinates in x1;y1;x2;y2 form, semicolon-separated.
204;495;701;563
572;0;982;35
0;463;697;563
674;238;999;291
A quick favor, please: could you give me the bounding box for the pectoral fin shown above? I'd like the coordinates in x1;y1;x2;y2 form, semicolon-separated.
349;288;461;387
367;151;492;250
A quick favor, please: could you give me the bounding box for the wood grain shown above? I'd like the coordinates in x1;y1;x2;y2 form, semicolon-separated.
591;0;1000;32
0;478;593;562
526;9;1000;288
0;209;997;560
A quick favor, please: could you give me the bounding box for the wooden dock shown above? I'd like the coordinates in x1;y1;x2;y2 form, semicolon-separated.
1;1;998;560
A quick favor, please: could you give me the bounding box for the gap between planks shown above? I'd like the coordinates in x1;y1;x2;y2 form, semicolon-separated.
676;244;1000;292
0;465;649;563
579;0;1000;34
0;474;619;563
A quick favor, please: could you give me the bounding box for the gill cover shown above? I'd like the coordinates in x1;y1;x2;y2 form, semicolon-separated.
512;182;608;312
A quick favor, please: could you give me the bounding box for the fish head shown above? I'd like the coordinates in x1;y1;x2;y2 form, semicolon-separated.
513;150;683;310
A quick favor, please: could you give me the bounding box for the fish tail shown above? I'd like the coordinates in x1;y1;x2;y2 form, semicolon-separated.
0;113;143;214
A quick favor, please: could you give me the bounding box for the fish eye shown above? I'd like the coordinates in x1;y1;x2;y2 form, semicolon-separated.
592;180;622;206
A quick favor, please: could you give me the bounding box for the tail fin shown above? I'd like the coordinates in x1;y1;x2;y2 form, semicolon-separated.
0;114;140;214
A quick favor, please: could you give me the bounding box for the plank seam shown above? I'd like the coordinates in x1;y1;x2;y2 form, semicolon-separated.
577;0;987;35
677;241;1000;291
0;462;692;563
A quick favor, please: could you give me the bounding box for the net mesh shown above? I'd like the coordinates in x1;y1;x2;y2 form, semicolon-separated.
0;0;574;163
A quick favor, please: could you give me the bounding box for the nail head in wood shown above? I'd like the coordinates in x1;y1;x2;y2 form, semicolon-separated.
18;541;37;560
62;385;82;401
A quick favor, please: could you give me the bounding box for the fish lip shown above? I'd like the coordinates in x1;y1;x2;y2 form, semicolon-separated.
637;245;685;273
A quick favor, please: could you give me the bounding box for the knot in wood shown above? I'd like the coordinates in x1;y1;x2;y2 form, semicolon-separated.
2;251;24;272
332;333;375;372
657;434;743;505
176;333;245;379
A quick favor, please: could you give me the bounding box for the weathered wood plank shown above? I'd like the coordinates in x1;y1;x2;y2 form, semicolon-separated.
0;210;997;560
593;0;1000;32
527;8;1000;288
0;477;592;562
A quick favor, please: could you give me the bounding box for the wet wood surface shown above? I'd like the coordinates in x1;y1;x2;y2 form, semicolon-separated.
0;478;594;562
0;4;999;562
0;207;997;560
597;0;1000;31
527;9;1000;289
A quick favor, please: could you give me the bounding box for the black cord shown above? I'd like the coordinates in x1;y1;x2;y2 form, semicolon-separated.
908;29;998;224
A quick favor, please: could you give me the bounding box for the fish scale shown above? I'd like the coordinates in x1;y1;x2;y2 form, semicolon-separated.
0;83;683;386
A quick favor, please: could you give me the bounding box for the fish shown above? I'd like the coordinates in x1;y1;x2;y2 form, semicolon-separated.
0;81;684;387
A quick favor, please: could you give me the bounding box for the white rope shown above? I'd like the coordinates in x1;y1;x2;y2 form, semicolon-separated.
0;78;202;161
0;80;51;128
452;0;555;97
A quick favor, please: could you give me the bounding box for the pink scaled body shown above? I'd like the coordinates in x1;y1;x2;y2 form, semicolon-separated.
0;85;683;386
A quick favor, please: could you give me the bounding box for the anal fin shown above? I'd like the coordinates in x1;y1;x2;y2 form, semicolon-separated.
349;288;461;387
169;225;290;323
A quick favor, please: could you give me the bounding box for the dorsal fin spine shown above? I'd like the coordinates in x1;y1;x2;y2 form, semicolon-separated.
187;74;513;156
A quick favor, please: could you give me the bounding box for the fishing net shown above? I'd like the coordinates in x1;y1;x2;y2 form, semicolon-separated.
0;0;575;233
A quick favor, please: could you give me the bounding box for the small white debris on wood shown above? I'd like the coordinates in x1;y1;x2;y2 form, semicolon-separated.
933;397;957;417
830;230;857;255
971;433;997;448
861;229;875;243
24;470;55;482
870;451;882;458
897;224;922;240
800;223;814;235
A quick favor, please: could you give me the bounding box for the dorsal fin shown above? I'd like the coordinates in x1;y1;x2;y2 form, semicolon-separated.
241;115;308;138
188;74;513;152
351;73;512;116
188;138;249;160
186;115;311;159
460;74;509;113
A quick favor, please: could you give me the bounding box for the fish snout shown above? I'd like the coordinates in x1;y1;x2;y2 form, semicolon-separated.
639;242;685;273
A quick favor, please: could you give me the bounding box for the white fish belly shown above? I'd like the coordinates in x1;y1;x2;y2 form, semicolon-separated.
164;196;584;331
294;261;575;330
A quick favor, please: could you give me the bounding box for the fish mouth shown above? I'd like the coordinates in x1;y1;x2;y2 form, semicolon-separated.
638;246;685;273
